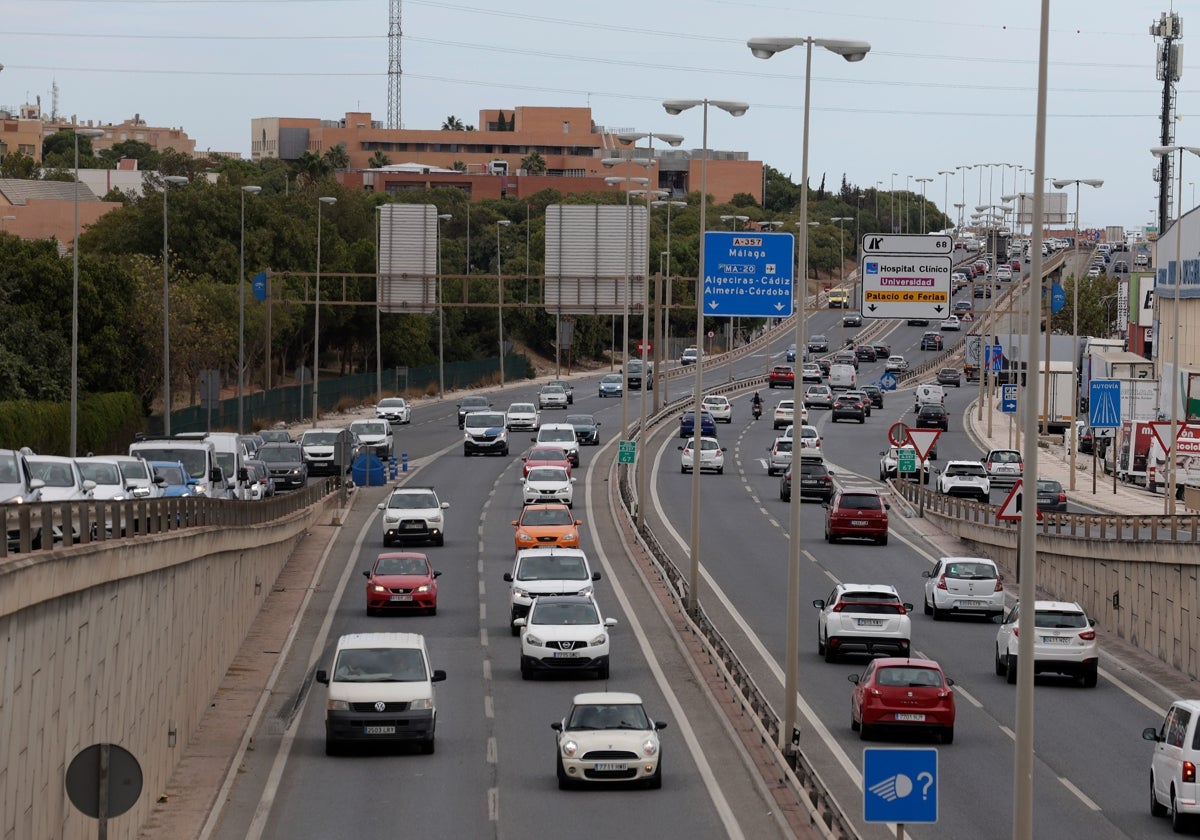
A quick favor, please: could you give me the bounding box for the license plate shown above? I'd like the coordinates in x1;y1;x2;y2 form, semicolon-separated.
403;522;423;530
1041;635;1071;644
851;520;869;526
857;618;883;627
552;651;581;658
894;713;926;722
389;594;412;602
363;725;396;735
593;762;628;771
956;599;985;607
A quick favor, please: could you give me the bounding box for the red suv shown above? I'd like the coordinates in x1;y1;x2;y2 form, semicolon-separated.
768;365;795;389
824;488;890;545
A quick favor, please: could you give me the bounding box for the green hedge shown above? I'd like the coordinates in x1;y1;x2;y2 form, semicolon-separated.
0;393;145;456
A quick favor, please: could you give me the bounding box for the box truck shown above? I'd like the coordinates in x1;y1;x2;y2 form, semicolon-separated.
1032;360;1077;433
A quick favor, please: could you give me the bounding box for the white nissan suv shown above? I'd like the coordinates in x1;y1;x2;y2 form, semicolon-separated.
936;460;991;503
813;583;913;663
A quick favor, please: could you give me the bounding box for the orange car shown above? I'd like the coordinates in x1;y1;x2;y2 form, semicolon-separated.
512;503;582;550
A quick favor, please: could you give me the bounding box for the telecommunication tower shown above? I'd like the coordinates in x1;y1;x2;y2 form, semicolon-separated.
387;0;402;129
1151;11;1183;233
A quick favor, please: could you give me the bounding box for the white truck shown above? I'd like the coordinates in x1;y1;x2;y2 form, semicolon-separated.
1031;360;1076;433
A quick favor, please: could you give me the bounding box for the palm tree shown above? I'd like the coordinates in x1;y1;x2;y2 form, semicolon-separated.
294;150;330;185
442;115;465;131
368;150;392;168
520;151;547;175
324;144;350;172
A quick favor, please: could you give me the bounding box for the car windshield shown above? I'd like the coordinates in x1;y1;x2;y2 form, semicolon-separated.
540;429;575;444
921;406;946;415
118;460;151;481
695;439;720;452
775;440;793;453
152;464;186;486
602;375;622;384
461;397;490;408
332;647;427;682
529;601;599;626
1033;609;1088;629
565;415;594;427
838;592;904;613
259;445;302;464
509;404;535;414
132;447;209;479
467;413;506;428
302;431;339;445
517;555;588;581
28;461;75;487
703;397;726;406
542;386;565;395
947;464;986;477
800;461;828;475
375;556;430;576
351;421;388;436
529;448;567;461
567;703;650;731
838;494;882;511
945;561;997;580
379;398;407;408
519;507;574;526
1037;480;1063;492
876;667;943;688
387;491;439;510
77;462;121;485
259;431;291;443
215;453;235;476
527;467;568;483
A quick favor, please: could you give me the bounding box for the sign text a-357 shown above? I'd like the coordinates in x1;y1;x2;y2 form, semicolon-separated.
701;231;794;318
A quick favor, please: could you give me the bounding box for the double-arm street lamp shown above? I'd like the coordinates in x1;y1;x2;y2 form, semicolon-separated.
914;177;933;233
237;185;262;435
603;173;649;437
70;127;104;456
1151;145;1200;513
161;174;189;436
652;198;687;402
312;196;337;427
747;32;870;755
1051;177;1103;490
831;216;852;344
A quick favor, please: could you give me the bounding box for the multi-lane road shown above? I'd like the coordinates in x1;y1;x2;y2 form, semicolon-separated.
204;266;1185;840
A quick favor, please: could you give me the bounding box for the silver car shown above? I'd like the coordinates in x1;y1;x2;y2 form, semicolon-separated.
804;384;833;409
921;556;1005;621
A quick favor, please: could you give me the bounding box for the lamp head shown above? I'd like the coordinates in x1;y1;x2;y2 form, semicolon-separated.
662;99;699;115
498;220;511;227
242;185;262;195
746;38;791;59
617;132;648;145
438;213;452;220
319;196;337;206
601;157;624;169
75;128;104;139
163;175;189;187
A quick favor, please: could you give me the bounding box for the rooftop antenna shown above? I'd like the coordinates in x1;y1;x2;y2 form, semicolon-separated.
1151;10;1184;233
387;0;402;129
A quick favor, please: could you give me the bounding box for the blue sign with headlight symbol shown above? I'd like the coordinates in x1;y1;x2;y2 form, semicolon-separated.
863;748;938;824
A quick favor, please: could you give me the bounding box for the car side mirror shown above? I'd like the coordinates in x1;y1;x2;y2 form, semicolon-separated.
377;502;386;510
431;670;447;683
594;421;602;426
847;674;861;684
884;503;891;510
238;467;250;482
362;570;370;578
551;722;563;732
812;599;825;609
903;602;914;612
513;618;526;628
945;677;955;687
604;617;618;627
503;572;514;582
678;446;685;452
1143;727;1163;743
315;669;329;685
592;572;601;581
511;520;518;527
432;571;442;578
654;721;668;731
574;520;582;526
992;614;1004;624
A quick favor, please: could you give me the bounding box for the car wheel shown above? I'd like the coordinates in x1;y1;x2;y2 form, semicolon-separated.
427;605;437;617
420;735;436;755
1172;789;1191;832
557;755;572;790
994;645;1006;676
817;631;826;655
781;491;790;502
716;467;724;475
859;722;871;741
383;535;392;548
436;535;444;547
941;726;954;745
931;601;943;620
596;660;610;680
880;469;887;481
681;466;688;474
366;606;376;617
823;641;837;663
1152;776;1168;817
521;661;532;680
859;417;866;424
1081;661;1098;688
878;535;888;546
1006;653;1018;684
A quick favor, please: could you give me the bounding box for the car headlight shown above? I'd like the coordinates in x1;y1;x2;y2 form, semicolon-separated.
563;532;576;541
408;697;433;710
195;484;209;495
641;738;658;757
578;586;593;598
328;700;349;711
588;633;608;647
561;739;579;757
429;514;442;524
512;586;531;599
415;584;430;593
384;513;399;523
369;584;387;593
524;633;544;647
516;531;533;543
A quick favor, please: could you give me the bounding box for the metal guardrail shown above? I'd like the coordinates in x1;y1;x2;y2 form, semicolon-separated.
1;480;337;557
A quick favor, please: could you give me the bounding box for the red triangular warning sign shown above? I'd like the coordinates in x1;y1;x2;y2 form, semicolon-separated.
905;428;942;461
996;479;1042;522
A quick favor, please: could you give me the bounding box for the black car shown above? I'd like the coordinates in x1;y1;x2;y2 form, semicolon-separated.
780;457;837;503
936;367;962;387
831;394;866;424
457;395;493;428
916;403;949;431
854;345;877;363
872;342;891;358
907;317;931;326
565;413;601;446
808;335;830;353
843;313;862;327
1035;478;1068;511
920;332;943;351
973;285;992;299
257;442;308;491
860;384;884;409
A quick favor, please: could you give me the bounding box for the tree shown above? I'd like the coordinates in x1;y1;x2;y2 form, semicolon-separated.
294;151;331;185
98;140;159;171
1;152;38;179
729;192;758;208
520;151;546;175
441;116;465;131
368;150;392;168
324;144;350;172
452;161;467;172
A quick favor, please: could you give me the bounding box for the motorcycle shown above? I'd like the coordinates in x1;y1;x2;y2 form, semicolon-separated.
752;402;762;420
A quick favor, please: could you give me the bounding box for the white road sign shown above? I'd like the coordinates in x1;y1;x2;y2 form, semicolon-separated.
861;234;954;256
860;255;954;320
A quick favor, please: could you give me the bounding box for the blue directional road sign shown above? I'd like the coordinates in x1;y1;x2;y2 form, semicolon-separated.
878;372;898;392
252;271;268;302
702;231;794;318
1089;379;1122;428
1001;384;1018;414
1051;282;1066;314
864;748;938;824
984;344;1003;372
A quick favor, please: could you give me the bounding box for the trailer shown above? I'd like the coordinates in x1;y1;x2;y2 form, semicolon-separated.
1032;360;1077;433
1105;225;1125;247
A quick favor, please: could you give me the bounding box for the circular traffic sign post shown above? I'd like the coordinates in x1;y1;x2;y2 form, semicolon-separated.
888;422;911;448
66;743;143;839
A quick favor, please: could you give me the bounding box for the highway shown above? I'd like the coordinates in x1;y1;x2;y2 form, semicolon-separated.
203;264;1185;840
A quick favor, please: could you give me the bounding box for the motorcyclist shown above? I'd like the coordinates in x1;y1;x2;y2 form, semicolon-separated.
751;391;763;419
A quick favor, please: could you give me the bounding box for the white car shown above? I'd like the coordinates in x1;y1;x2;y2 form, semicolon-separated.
516;595;616;680
680;436;724;474
25;455;95;501
538;385;570;410
803;384;833;409
995;266;1013;281
800;363;822;383
552;692;666;789
790;424;822;457
377;485;449;546
349;419;394;459
506;402;540;432
74;457;131;501
813;583;913;663
503;548;600;633
774;399;808;429
879;445;931;483
922;556;1005;621
884;355;909;373
702;395;732;423
534;423;580;467
375;397;411;424
994;600;1098;686
939;315;961;331
522;466;575;507
936;460;991;503
680;347;698;365
1145;699;1200;829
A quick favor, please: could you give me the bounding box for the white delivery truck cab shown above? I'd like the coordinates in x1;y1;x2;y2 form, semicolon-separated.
129;437;229;498
315;632;446;755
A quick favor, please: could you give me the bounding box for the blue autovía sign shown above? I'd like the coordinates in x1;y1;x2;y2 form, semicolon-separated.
702;231;794;318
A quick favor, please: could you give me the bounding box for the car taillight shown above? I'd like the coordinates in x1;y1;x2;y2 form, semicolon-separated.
1185;762;1197;784
994;578;1005;592
936;575;948;591
1057;493;1066;503
1079;629;1096;641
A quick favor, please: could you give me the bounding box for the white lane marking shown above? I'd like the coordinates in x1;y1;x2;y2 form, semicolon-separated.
1059;776;1102;811
478;579;486;596
999;725;1015;741
480;603;487;621
488;788;500;821
487;737;497;764
584;440;747;840
482;659;492;682
480;628;489;648
484;695;494;719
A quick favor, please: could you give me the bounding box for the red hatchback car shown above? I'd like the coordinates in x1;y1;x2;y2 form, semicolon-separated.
768;365;795;389
522;446;572;478
363;552;441;616
824;488;890;545
848;657;956;743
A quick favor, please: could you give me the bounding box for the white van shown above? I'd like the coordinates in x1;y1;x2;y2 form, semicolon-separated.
1144;698;1200;828
316;632;446;755
914;383;946;411
129;437;229;498
828;364;856;391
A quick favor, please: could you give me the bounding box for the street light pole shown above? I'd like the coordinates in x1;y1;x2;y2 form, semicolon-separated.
238;185;262;435
161;174;189;436
652;199;687;402
890;172;898;232
915;177;933;234
437;213;452;398
604;174;649;438
1051;177;1102;491
831;216;851;344
496;218;511;387
748;32;871;756
71;127;103;456
312;196;337;427
720;214;749;380
663;98;749;624
938;170;954;232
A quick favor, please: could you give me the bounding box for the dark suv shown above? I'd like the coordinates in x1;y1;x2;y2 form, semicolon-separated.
780;457;837;503
456;395;493;429
916;403;949;431
920;332;943;351
860;384;884;409
854;345;877;363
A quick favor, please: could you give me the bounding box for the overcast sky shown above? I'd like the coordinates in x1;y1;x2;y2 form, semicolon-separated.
4;0;1192;231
